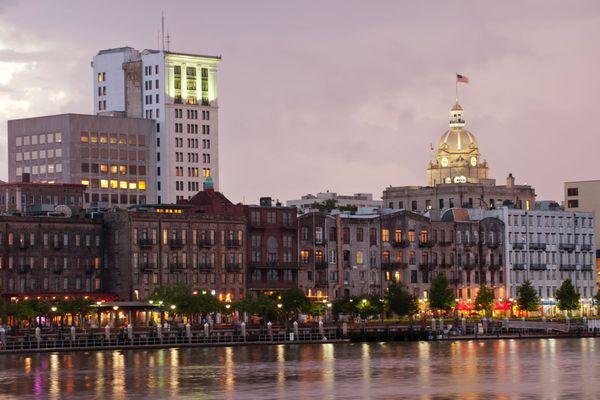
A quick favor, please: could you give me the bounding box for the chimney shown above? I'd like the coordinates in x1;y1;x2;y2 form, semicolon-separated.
506;173;515;188
22;173;31;183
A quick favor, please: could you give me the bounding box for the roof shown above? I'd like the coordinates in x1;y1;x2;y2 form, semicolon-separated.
441;208;471;222
0;182;85;189
97;46;135;55
142;49;222;60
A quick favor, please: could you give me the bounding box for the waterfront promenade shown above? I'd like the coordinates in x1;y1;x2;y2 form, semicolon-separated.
0;318;596;354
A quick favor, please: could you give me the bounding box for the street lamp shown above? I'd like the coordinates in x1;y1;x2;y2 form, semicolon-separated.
170;305;176;310
277;303;283;309
51;306;57;312
225;304;231;310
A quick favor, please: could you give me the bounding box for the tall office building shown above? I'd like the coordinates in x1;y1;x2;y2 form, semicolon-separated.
92;47;221;204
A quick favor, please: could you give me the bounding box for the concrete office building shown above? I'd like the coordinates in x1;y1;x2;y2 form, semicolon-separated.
8;113;156;208
92;47;221;203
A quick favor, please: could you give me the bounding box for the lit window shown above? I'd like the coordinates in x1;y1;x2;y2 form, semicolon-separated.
55;132;62;143
382;229;390;242
100;164;108;173
97;72;103;82
81;180;89;186
356;251;364;264
119;165;126;174
99;134;107;144
80;133;89;143
110;180;118;189
138;181;147;190
100;180;109;189
129;182;137;190
110;165;118;174
119;181;127;189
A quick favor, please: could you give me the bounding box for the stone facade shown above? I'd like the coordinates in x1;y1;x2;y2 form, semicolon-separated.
0;216;107;299
0;180;85;214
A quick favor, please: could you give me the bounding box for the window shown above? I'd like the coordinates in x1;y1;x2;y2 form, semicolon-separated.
567;200;579;208
356;251;364;264
567;188;578;196
382;229;390;242
408;230;416;243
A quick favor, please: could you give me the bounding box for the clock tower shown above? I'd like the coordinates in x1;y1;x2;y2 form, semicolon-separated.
427;101;489;186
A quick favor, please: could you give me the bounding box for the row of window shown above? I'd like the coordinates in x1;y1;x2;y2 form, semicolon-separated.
3;277;102;293
80;132;146;146
16;164;62;177
81;179;147;191
250;210;294;225
510;251;594;265
15;133;62;147
133;228;243;246
16;148;62;161
507;214;593;228
2;232;101;247
81;163;147;175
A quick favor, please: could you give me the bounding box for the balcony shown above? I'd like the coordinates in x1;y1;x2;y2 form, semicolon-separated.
559;264;576;271
18;265;30;274
559;243;575;251
53;242;62;250
486;241;500;249
18;241;28;250
419;241;435;248
225;263;242;272
282;222;296;230
198;239;213;249
439;262;450;268
487;263;502;270
381;262;407;271
169;239;184;249
581;244;593;251
198;262;213;270
314;239;327;245
169;263;183;272
581;264;594;271
139;263;155;273
249;220;263;229
462;241;474;248
512;242;525;250
138;238;154;248
392;240;409;248
247;279;296;290
53;267;63;274
513;263;526;270
462;263;477;270
530;263;547;271
529;243;547;251
315;261;328;269
419;262;435;270
438;241;453;247
226;239;241;249
85;266;96;275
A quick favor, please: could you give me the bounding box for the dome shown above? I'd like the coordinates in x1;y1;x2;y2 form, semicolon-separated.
439;128;478;154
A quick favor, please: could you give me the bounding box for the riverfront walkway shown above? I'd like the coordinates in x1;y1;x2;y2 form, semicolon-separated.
0;319;597;354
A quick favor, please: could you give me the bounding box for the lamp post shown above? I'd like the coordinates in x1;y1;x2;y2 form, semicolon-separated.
50;306;57;327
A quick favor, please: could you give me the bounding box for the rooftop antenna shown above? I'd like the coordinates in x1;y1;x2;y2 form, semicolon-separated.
161;11;165;51
166;31;171;52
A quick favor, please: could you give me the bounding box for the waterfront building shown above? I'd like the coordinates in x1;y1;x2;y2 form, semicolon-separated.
245;198;298;295
7;113;156;208
0;177;85;214
477;206;596;311
383;102;536;212
92;47;221;203
288;191;382;211
103;178;246;301
0;215;107;300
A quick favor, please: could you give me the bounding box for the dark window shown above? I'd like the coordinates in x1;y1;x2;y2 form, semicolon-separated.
411;201;418;211
567;200;579;208
567;188;579;196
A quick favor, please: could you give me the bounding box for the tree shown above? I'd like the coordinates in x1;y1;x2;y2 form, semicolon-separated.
386;283;419;319
279;288;311;320
594;290;600;314
352;294;384;320
428;274;456;315
474;286;495;317
331;298;354;317
556;278;580;315
516;280;540;316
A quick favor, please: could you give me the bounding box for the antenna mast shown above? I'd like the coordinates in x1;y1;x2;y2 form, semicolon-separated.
161;12;165;51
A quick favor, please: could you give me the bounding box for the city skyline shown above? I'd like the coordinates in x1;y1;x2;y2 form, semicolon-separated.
1;1;599;204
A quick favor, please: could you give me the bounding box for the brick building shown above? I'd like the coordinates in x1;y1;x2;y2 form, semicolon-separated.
104;180;246;301
0;178;85;214
245;198;298;294
0;215;107;300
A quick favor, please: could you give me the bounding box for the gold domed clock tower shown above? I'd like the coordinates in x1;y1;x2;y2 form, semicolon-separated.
427;101;489;186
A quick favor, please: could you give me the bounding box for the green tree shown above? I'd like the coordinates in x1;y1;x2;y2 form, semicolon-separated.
556;278;580;315
429;274;456;315
279;288;311;320
353;294;384;320
594;290;600;314
516;280;540;316
386;283;419;319
474;286;495;317
331;298;354;317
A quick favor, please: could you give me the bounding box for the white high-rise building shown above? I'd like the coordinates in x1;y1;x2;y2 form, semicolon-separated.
92;47;221;204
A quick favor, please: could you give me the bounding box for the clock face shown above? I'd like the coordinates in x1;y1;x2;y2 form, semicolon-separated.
441;157;449;167
470;156;477;166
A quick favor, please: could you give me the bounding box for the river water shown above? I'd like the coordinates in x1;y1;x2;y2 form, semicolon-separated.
0;338;598;399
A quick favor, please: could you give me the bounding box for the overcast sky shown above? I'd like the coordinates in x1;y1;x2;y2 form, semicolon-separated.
0;1;599;204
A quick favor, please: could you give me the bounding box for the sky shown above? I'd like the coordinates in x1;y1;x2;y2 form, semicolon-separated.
0;1;599;204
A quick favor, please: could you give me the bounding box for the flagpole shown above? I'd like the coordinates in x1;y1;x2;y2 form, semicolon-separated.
455;73;458;101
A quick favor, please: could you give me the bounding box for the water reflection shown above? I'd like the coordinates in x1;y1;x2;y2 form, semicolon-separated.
0;339;599;399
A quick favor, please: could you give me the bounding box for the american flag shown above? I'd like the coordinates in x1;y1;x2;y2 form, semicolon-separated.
457;74;469;84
